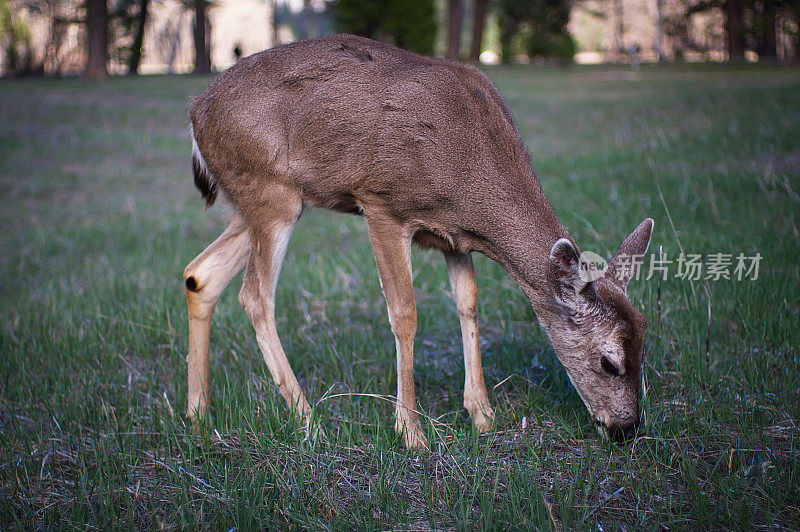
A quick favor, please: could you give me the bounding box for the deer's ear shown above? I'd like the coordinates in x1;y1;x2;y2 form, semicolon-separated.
549;238;588;303
607;218;654;288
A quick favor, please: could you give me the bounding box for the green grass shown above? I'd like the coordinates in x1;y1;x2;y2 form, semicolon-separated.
1;64;799;529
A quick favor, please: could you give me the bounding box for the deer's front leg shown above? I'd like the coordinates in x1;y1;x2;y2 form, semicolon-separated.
184;215;251;420
444;252;495;433
365;216;427;450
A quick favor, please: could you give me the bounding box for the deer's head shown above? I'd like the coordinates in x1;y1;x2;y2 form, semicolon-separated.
542;219;654;441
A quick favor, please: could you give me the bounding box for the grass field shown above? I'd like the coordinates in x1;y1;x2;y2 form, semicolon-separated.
1;64;799;529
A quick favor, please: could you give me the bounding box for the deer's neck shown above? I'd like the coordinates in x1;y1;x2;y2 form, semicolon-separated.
469;173;568;316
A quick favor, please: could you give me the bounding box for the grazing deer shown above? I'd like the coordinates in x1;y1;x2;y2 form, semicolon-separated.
183;35;653;449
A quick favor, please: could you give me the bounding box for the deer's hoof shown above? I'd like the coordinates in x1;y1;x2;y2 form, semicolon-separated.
186;401;208;423
466;399;495;433
395;416;429;451
401;426;429;451
472;412;495;433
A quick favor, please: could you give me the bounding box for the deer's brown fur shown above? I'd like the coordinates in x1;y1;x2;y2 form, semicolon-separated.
183;35;653;448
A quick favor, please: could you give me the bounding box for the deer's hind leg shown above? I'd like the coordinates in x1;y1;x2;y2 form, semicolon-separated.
444;252;495;433
236;186;313;428
184;215;251;420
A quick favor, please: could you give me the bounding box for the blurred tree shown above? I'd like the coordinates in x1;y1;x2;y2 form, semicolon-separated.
447;0;462;59
726;0;745;59
662;0;798;62
192;0;211;73
794;0;800;62
333;0;382;37
300;0;312;39
495;0;525;63
655;0;664;62
612;0;624;57
495;0;575;63
264;0;277;46
758;0;777;59
105;0;150;74
469;0;486;61
527;0;574;60
663;1;743;60
127;0;148;74
384;0;436;54
333;0;436;55
1;0;34;75
83;0;107;79
274;0;326;44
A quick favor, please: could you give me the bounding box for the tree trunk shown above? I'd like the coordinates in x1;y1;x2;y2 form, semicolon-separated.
613;0;625;60
654;0;664;63
127;0;149;75
760;0;777;60
83;0;107;79
726;0;745;60
268;0;278;47
469;0;486;62
166;16;183;74
41;0;61;75
447;0;463;60
193;0;211;74
796;7;800;63
499;15;518;64
301;0;314;40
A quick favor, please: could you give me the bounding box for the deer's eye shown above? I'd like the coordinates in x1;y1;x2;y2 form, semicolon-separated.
600;355;620;377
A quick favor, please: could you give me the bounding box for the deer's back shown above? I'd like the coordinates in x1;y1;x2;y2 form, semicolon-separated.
190;35;530;241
